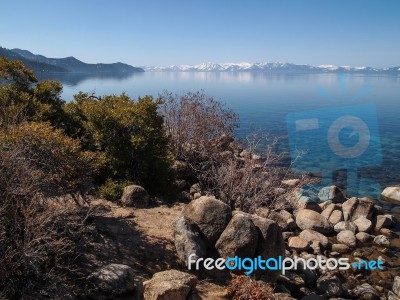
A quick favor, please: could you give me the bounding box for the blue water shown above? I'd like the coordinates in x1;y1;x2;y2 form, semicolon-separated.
48;71;400;195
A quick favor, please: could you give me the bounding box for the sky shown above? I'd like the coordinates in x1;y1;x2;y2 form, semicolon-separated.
1;0;399;68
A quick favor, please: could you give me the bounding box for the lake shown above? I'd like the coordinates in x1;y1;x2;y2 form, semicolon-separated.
44;71;400;199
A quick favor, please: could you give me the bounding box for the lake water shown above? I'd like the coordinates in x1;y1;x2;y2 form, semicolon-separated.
45;71;400;198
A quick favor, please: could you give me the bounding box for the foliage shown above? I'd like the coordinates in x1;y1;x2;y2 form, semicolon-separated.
65;92;176;198
98;179;135;202
227;275;273;300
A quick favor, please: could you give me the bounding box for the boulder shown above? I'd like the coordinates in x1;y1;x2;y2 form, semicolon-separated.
296;201;322;213
295;209;333;234
342;197;374;221
354;216;372;233
321;203;336;219
282;179;300;187
373;235;390;247
251;215;285;281
329;210;343;225
183;196;231;246
86;264;135;299
381;186;400;205
356;232;374;243
120;185;149;208
388;291;400;300
288;236;310;251
215;213;258;259
375;214;397;231
318;185;346;203
331;243;350;253
268;210;296;231
316;274;343;297
334;221;357;233
353;283;380;300
299;229;329;248
172;217;206;266
393;276;400;297
337;230;357;248
143;270;197;300
189;183;201;195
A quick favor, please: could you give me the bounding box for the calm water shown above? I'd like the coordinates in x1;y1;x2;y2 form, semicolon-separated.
45;71;400;197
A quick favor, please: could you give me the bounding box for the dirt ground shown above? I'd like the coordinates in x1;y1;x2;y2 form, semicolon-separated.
88;199;227;299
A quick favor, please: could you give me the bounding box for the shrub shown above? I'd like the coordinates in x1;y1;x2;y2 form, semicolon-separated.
98;179;135;202
227;275;273;300
65;92;176;198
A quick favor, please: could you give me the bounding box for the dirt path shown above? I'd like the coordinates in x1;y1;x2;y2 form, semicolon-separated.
89;199;227;299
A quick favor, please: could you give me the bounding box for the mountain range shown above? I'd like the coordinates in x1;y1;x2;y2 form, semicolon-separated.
0;47;144;73
145;62;400;74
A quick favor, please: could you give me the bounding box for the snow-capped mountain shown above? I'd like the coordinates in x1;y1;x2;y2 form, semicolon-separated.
145;62;396;74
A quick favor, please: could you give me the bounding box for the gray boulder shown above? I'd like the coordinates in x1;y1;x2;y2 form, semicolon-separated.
299;229;329;248
373;235;390;247
183;196;231;246
288;236;310;251
381;186;400;205
143;270;197;300
356;232;374;243
318;185;346;203
353;283;379;300
295;209;333;234
172;217;206;266
331;243;350;253
337;230;357;248
215;213;258;259
86;264;135;299
120;185;149;208
393;276;400;297
329;210;344;225
342;197;374;221
375;214;397;231
334;221;357;233
316;274;343;297
354;216;372;232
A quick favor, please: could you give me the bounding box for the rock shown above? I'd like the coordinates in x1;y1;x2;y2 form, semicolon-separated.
334;221;357;233
331;243;350;253
143;270;197;300
86;264;135;299
193;192;201;200
337;230;357;247
271;293;296;300
295;209;333;234
282;179;300;187
178;191;191;202
321;203;336;219
282;232;294;240
215;213;258;259
252;215;285;281
268;210;296;231
329;210;344;225
388;291;400;300
299;229;329;248
353;283;380;300
183;196;231;246
391;239;400;249
373;235;390;247
356;232;374;243
172;217;206;266
189;183;201;195
120;185;149;208
375;214;397;231
380;228;397;238
296;201;322;213
316;274;343;297
393;276;400;297
288;236;310;251
254;207;270;218
381;186;400;205
342;197;374;221
172;160;189;178
354;216;373;232
318;185;346;203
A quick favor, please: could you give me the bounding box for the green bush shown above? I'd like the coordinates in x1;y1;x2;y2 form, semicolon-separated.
98;179;135;202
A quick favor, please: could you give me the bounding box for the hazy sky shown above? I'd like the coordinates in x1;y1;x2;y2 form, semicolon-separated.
1;0;399;67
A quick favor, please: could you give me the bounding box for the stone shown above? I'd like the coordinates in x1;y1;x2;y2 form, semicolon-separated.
178;191;191;202
172;217;206;266
282;179;300;187
299;229;329;248
321;203;336;219
334;221;357;233
254;207;270;218
143;270;197;300
282;232;294;240
329;210;343;225
318;185;346;203
296;201;322;213
353;283;380;300
295;209;333;234
331;243;350;253
337;230;357;247
120;185;149;208
393;276;400;297
288;236;310;251
388;291;400;300
380;228;397;238
391;239;400;249
381;186;400;205
189;183;201;195
342;197;374;221
215;213;258;259
316;274;343;297
373;235;390;247
375;214;397;231
86;264;135;299
356;232;374;243
354;216;372;232
183;196;231;246
342;197;358;221
268;211;294;231
193;192;201;200
251;214;285;281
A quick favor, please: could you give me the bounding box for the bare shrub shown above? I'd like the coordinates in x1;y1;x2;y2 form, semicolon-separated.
0;122;96;298
227;275;273;300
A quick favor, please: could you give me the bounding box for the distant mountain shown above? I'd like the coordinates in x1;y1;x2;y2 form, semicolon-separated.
145;62;399;74
0;46;144;73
